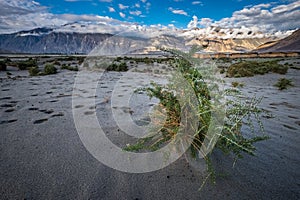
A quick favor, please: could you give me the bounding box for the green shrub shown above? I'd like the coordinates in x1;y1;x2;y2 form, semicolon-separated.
274;78;293;90
125;49;268;183
28;64;59;76
226;60;288;77
44;64;57;75
29;67;41;76
231;81;244;88
61;64;78;71
17;58;37;70
107;62;128;72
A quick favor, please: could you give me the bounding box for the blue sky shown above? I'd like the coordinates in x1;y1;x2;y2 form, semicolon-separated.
32;0;300;28
0;0;299;33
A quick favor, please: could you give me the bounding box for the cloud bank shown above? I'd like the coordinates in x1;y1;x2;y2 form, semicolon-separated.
187;1;300;33
0;0;298;38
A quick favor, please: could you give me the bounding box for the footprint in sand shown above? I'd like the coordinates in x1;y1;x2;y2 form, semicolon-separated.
28;107;39;111
51;112;64;117
74;105;84;109
0;119;18;124
270;102;298;109
0;97;12;100
4;108;15;113
33;118;48;124
288;115;299;119
48;99;59;103
84;111;95;115
283;124;297;130
39;109;54;114
1;104;15;108
89;106;96;110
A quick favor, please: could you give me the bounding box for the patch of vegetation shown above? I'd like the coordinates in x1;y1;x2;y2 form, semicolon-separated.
120;56;175;64
57;56;76;62
53;60;61;66
226;60;288;78
61;64;78;71
219;68;226;74
231;81;244;88
107;62;128;71
44;64;57;75
124;141;148;152
17;58;38;70
29;64;57;76
0;60;6;71
125;48;268;184
54;56;85;64
274;78;293;90
219;57;232;63
28;67;41;76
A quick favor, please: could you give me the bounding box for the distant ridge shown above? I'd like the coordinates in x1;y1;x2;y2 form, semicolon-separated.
257;29;300;52
0;25;296;54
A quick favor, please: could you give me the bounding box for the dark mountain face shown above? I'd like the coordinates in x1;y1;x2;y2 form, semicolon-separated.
0;31;113;54
257;29;300;52
1;26;298;54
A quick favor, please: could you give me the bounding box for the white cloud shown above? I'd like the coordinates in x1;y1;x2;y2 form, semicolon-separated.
108;7;115;12
192;1;203;5
187;15;198;29
118;4;129;10
119;12;126;18
135;3;140;8
129;10;142;16
187;16;212;29
141;0;147;3
1;0;299;39
145;2;151;11
0;0;47;15
199;18;212;27
271;1;300;13
59;14;114;23
64;0;92;2
98;0;113;2
188;1;300;33
0;0;132;34
168;7;188;16
218;1;300;31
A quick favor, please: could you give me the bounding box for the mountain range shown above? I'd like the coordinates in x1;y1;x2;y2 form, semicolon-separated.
0;23;298;55
256;29;300;52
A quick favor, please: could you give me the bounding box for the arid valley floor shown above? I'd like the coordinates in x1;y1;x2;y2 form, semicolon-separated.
0;55;299;199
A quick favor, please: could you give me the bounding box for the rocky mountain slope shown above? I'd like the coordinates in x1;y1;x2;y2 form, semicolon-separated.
187;37;272;53
0;28;112;54
0;24;297;54
256;29;300;52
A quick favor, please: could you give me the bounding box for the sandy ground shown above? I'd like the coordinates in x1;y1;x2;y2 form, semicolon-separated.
0;61;299;200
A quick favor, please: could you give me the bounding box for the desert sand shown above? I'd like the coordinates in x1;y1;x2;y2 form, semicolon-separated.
0;57;299;200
